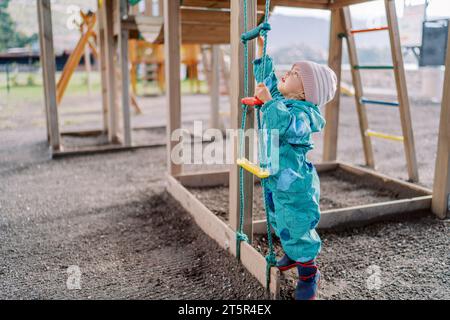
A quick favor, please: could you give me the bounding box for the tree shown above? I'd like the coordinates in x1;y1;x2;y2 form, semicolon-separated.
0;0;38;52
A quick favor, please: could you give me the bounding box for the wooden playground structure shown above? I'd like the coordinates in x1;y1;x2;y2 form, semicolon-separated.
37;0;450;299
36;0;227;157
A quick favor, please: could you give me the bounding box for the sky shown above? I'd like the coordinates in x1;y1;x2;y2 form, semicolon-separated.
274;0;450;19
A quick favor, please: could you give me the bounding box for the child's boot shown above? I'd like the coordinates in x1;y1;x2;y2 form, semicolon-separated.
295;260;320;300
276;254;298;271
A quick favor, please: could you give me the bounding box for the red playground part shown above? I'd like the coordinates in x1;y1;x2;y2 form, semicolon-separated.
241;96;264;106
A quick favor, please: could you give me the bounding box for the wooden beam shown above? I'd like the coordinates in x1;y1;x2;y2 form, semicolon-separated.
328;0;377;9
175;164;336;190
314;161;340;173
56;14;97;105
342;7;375;168
176;162;339;189
37;0;60;151
253;195;431;232
83;20;93;95
37;0;50;143
145;0;153;16
210;45;223;131
158;0;164;16
146;0;378;11
219;47;230;95
271;0;329;9
181;8;231;25
136;8;266;45
166;174;280;298
164;0;182;176
97;2;109;132
385;0;419;182
181;0;331;9
118;0;132;146
176;170;229;188
338;161;431;196
103;0;119;143
323;8;345;162
174;160;427;194
432;19;450;219
319;195;431;229
180;0;231;9
52;141;165;159
229;0;256;242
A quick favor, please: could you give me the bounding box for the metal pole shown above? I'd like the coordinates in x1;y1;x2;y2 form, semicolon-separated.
6;64;10;93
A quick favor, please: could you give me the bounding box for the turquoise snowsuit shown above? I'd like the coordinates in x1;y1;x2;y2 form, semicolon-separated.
254;56;325;263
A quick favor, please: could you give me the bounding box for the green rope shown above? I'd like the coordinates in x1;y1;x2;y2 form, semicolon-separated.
237;0;276;292
236;0;250;262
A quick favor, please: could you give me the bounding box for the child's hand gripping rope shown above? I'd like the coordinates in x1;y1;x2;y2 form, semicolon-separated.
255;83;273;104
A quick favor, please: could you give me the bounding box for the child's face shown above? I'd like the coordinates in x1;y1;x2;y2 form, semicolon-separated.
278;65;305;98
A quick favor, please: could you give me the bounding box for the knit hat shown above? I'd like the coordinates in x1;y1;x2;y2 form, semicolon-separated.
293;61;337;106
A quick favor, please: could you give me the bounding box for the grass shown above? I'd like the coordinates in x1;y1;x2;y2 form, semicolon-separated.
0;70;209;106
0;71;102;104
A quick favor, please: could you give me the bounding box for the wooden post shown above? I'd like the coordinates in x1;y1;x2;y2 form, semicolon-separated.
158;0;163;16
84;44;92;95
201;46;212;84
37;0;60;151
210;45;223;131
431;24;450;219
118;0;132;146
229;0;256;241
56;16;96;105
219;48;231;96
323;8;345;162
164;0;182;176
145;0;153;16
97;2;109;133
385;0;419;182
82;17;92;95
342;7;375;168
103;0;119;143
37;2;50;143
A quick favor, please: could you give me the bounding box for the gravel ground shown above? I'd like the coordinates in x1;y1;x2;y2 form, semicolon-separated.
189;170;449;300
0;93;449;300
0;142;268;299
255;213;450;300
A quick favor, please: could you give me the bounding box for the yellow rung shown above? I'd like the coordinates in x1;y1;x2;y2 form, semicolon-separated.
366;130;404;142
236;158;270;179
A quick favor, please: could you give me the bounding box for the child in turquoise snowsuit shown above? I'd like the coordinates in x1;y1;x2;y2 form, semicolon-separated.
253;41;337;300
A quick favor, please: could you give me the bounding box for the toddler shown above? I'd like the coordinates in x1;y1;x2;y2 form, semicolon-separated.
253;38;337;300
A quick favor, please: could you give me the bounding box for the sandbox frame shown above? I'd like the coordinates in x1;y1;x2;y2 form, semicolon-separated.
163;0;449;298
167;161;432;298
